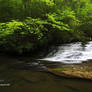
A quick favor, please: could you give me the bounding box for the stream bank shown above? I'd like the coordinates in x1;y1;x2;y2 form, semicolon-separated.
47;61;92;80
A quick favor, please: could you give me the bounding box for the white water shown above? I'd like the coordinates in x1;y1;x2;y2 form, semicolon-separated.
40;41;92;64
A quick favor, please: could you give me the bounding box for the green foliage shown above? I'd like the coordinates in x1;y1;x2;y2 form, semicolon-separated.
0;18;48;53
0;0;92;53
0;20;23;43
46;13;70;31
24;17;48;39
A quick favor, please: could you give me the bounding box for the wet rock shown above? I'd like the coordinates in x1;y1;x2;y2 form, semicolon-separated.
48;63;92;80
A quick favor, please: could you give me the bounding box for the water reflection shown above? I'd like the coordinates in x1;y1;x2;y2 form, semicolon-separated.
0;45;92;92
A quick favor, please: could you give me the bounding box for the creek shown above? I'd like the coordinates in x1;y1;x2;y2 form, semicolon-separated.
0;41;92;92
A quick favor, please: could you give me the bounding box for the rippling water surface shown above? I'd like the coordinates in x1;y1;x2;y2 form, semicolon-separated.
0;42;92;92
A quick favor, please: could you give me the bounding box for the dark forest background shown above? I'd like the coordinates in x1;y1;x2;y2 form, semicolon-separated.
0;0;92;54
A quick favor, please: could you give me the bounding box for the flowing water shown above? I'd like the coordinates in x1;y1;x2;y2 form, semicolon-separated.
41;41;92;64
0;41;92;92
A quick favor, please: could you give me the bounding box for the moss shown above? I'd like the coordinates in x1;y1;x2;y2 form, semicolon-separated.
53;67;74;72
48;64;92;80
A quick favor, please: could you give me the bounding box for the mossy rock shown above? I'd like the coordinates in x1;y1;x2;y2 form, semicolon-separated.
48;64;92;80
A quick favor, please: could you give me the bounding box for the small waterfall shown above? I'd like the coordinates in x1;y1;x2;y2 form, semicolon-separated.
40;41;92;64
